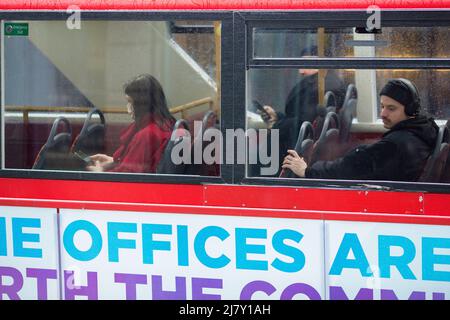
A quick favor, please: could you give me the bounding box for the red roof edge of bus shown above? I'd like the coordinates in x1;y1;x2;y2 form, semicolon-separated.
0;0;450;10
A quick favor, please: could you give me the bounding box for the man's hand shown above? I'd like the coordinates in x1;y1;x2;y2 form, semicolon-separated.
282;149;308;177
260;105;278;128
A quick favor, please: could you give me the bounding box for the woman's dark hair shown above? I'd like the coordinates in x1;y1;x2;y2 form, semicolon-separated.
123;74;175;130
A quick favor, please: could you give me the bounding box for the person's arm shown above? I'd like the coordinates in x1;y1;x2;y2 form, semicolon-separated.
282;140;398;180
306;141;398;180
110;125;169;173
260;105;279;128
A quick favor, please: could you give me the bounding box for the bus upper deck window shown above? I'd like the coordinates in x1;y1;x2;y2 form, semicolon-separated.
252;27;450;59
2;20;221;176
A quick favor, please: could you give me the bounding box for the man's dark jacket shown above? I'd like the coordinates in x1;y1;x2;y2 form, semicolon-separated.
305;116;439;181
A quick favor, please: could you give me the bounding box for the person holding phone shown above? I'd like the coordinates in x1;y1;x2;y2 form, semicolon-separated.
282;79;439;181
259;46;346;175
87;74;175;173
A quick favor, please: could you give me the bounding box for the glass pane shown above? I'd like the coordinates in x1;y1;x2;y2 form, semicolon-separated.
3;20;220;176
253;27;450;58
170;20;217;80
246;68;450;183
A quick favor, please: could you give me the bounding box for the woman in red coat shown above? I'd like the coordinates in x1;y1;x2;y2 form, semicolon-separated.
87;74;175;173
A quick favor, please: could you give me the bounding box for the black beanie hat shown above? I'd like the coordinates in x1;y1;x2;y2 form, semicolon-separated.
379;79;415;109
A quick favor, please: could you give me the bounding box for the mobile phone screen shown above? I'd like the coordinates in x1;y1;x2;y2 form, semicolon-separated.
74;151;91;163
252;100;269;117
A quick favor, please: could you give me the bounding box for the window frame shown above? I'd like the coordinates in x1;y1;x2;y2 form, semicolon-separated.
234;10;450;193
0;11;234;184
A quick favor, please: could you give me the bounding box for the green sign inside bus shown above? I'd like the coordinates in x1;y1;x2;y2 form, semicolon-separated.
4;23;29;36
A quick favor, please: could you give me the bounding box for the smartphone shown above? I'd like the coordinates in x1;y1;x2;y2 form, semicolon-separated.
74;150;92;164
252;100;270;117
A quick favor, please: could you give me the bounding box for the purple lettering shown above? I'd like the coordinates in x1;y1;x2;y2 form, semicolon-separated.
114;273;147;300
192;277;222;300
280;283;322;300
0;266;23;300
329;286;373;300
381;289;425;300
26;268;57;300
64;270;98;300
433;292;446;300
151;275;186;300
240;280;276;299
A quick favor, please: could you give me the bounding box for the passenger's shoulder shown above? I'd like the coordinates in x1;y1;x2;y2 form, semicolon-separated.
383;129;416;142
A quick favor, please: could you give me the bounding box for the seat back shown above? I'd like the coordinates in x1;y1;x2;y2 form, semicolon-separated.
71;108;106;155
419;123;450;182
202;110;218;130
310;111;340;164
339;97;357;143
156;119;191;174
340;83;357;113
32;117;72;169
440;120;450;182
280;121;314;178
324;91;337;110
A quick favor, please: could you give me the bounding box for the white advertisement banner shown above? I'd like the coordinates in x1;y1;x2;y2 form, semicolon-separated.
59;209;325;300
325;220;450;300
0;206;60;300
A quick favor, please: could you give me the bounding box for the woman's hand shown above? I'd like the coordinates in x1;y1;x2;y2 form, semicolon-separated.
260;105;278;128
86;154;114;172
282;149;308;177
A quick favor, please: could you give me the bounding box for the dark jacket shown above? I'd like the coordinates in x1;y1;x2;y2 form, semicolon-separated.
305;116;439;181
272;70;346;175
110;114;173;173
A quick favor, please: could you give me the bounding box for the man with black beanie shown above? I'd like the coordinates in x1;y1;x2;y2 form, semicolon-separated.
282;78;439;181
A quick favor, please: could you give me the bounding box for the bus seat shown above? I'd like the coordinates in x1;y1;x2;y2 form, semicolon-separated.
324;91;337;110
310;111;340;164
156;119;190;174
280;121;314;178
418;122;449;182
440;121;450;182
71;108;106;155
202;110;218;130
340;83;358;113
339;97;357;144
185;126;220;176
313;105;335;140
32;117;72;169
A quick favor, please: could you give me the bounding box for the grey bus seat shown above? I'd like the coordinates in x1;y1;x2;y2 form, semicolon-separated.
340;83;357;113
419;122;449;182
32;117;73;169
339;97;357;144
202;110;218;130
280;121;314;178
441;120;450;182
310;111;340;164
156;119;191;174
71;108;106;155
324;91;337;111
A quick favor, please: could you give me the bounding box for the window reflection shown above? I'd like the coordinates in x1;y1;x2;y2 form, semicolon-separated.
246;68;450;183
3;20;220;176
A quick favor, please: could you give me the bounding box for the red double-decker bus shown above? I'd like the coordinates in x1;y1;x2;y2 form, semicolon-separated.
0;0;449;301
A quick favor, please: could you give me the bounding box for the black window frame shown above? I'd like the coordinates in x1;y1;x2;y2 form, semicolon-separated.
233;10;450;194
0;11;234;184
